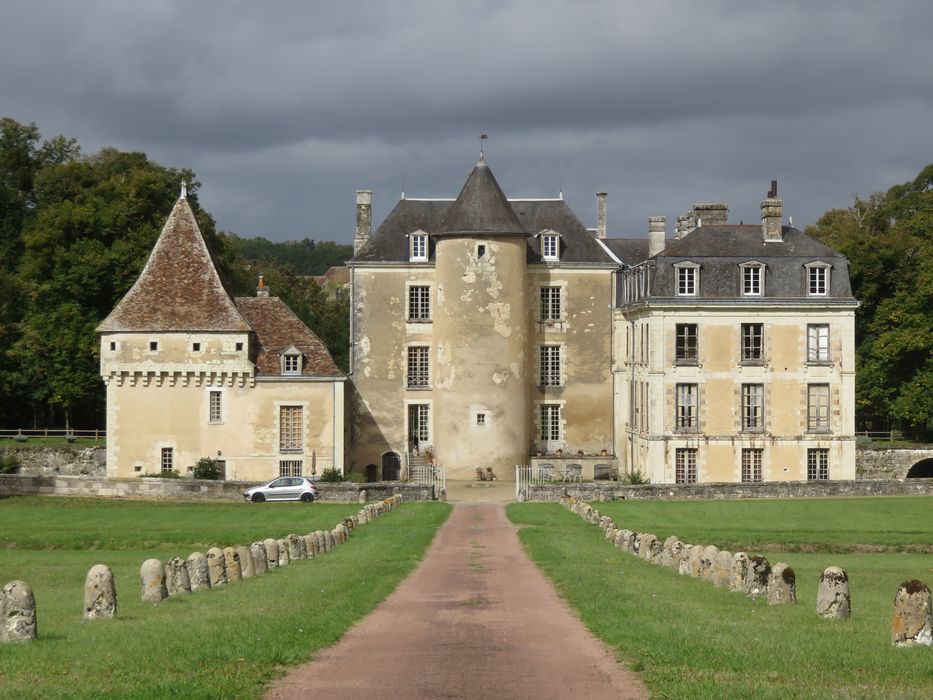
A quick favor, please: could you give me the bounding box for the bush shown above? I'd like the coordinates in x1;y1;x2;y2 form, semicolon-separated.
319;467;345;482
193;457;221;480
142;470;181;479
623;469;650;485
0;454;20;474
343;471;366;483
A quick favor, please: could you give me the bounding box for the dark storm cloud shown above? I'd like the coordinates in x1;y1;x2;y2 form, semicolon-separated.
2;0;932;241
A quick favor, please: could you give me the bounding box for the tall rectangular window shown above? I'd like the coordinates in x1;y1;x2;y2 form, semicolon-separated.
539;345;561;386
742;448;763;482
411;234;428;261
539;404;561;441
742;384;764;430
408;404;430;445
741;323;764;363
540;286;561;322
160;447;174;473
677;267;697;296
808;324;830;362
407;346;430;388
675;383;698;430
808;384;830;431
279;406;303;452
209;390;222;423
279;460;303;477
675;448;697;484
408;286;430;321
675;324;698;364
743;265;762;295
542;234;558;260
808;266;827;295
807;448;829;480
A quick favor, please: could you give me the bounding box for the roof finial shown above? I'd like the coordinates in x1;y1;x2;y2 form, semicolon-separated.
180;180;187;199
479;133;488;159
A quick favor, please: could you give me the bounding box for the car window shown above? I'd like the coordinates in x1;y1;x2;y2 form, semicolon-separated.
269;478;287;488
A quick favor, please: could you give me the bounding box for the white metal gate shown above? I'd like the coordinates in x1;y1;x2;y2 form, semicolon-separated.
410;464;447;500
515;464;554;500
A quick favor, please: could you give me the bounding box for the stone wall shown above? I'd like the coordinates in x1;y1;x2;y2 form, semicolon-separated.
856;448;933;480
0;446;106;477
522;478;933;502
0;474;435;502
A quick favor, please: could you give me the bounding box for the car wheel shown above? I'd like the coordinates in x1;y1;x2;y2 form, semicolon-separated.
300;493;314;503
252;493;265;503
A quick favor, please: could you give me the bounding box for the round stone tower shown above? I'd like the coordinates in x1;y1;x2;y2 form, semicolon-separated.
432;156;530;479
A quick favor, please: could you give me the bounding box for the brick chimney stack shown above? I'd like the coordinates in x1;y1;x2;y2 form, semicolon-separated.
596;192;607;239
762;180;783;242
648;216;666;257
355;190;372;254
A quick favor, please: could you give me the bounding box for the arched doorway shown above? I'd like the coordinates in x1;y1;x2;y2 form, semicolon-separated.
365;464;379;483
382;452;401;481
906;458;933;479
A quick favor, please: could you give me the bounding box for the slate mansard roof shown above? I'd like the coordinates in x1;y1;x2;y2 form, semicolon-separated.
351;157;615;266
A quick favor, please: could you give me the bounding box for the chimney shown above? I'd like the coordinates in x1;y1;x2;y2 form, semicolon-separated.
692;202;728;227
596;192;607;239
675;213;695;240
354;189;372;254
648;216;666;257
761;180;782;242
256;274;269;298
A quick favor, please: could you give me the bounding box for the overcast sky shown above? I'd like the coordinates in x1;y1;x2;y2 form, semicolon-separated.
2;1;931;243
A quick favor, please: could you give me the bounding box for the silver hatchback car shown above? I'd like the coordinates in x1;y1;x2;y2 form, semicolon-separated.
243;476;319;503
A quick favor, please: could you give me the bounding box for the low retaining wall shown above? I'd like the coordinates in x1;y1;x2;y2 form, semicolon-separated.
0;474;435;502
856;448;933;480
523;478;933;502
0;446;106;477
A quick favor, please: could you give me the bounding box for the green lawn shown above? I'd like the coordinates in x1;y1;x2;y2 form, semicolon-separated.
509;498;933;700
0;496;450;699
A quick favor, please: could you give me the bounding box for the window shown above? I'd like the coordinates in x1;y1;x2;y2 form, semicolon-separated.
807;263;829;296
807;448;829;480
209;390;222;423
235;342;244;352
408;404;430;445
675;383;698;430
407;346;430;388
675;324;698;364
676;266;697;296
675;448;697;484
539;404;562;441
742;264;763;296
541;234;559;261
192;342;201;352
408;285;430;321
742;384;764;430
279;460;303;477
283;354;301;375
807;384;830;431
540;286;561;322
279;406;303;452
477;244;486;259
476;413;486;426
807;324;830;362
411;233;428;261
742;448;763;482
539;345;561;386
741;323;764;363
149;341;159;351
161;447;174;473
109;341;116;351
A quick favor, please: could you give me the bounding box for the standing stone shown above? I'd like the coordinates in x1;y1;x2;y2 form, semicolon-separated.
619;529;635;553
1;580;37;642
746;555;771;597
250;542;268;575
223;547;242;582
314;531;326;553
186;552;210;591
165;557;192;596
713;551;733;588
767;563;796;605
730;553;750;593
816;566;851;620
678;545;694;576
358;489;367;504
303;535;316;558
140;559;168;603
286;535;303;561
84;565;117;620
688;546;704;578
263;538;279;570
323;531;335;552
700;546;719;583
891;580;932;647
237;546;255;578
207;547;227;586
277;539;290;566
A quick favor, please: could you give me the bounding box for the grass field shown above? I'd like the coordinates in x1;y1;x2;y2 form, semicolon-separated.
0;496;450;699
509;497;933;700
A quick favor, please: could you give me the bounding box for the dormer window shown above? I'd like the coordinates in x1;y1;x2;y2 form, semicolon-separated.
281;346;303;375
740;261;765;296
541;232;559;262
805;262;831;296
673;262;699;296
410;231;428;262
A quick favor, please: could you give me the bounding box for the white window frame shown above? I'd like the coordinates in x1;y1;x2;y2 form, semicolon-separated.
538;402;563;451
741;448;763;482
807;324;830;363
807;448;829;480
674;262;699;296
160;447;174;473
675;323;698;364
539;345;562;387
675;383;698;431
807;384;831;432
407;345;430;388
539;286;562;322
406;401;432;447
279;460;303;477
741;323;764;364
540;230;560;262
741;384;765;431
281;348;302;375
410;231;428;262
407;285;431;322
208;389;223;424
740;261;764;296
806;262;831;296
675;448;697;484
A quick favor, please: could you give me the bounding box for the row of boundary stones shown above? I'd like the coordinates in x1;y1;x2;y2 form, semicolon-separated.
1;580;37;641
135;494;405;606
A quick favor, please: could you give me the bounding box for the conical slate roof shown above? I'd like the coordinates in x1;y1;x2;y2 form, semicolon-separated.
435;155;525;235
98;197;251;333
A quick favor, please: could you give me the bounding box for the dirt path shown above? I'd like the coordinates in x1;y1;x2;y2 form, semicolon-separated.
266;503;648;699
